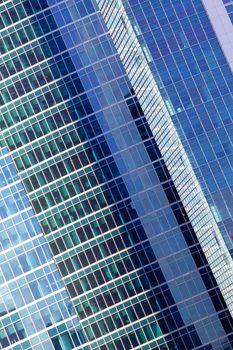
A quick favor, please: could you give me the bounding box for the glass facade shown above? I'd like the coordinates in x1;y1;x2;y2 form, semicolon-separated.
0;149;88;350
122;0;233;255
0;0;233;349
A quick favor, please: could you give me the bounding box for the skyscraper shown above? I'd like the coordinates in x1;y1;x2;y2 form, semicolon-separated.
0;149;88;350
122;0;233;254
0;0;233;349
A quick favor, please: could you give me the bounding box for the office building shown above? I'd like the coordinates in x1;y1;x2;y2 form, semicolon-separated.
0;0;233;349
0;149;88;350
122;0;233;253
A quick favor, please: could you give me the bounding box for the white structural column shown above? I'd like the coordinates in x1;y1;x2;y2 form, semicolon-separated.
96;0;233;316
202;0;233;72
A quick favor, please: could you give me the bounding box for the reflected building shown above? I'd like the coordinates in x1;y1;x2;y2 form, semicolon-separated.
0;0;233;350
